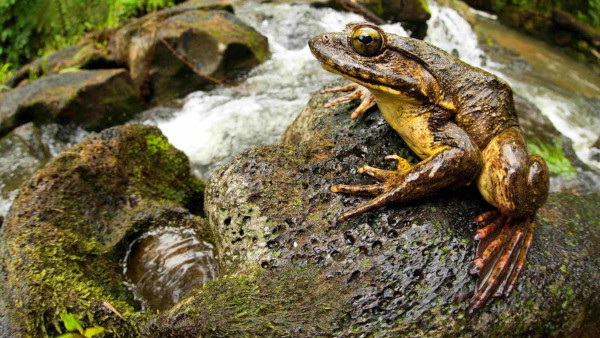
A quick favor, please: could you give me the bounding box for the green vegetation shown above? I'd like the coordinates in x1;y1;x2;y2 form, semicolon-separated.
0;62;12;89
0;0;178;72
57;313;105;338
527;138;577;178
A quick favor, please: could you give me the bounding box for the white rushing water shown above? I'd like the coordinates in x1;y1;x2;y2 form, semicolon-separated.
150;1;599;179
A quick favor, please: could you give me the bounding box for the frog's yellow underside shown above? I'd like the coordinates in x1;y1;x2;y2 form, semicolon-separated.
309;22;549;311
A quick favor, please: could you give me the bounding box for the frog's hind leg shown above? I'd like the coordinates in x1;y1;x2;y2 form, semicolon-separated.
469;216;536;311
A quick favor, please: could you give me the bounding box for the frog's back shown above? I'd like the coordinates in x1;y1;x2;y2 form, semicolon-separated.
388;36;519;148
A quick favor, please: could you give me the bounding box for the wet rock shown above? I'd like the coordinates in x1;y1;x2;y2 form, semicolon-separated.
108;1;269;104
3;40;114;89
152;87;600;335
0;125;207;336
463;1;600;71
0;123;49;216
0;69;142;138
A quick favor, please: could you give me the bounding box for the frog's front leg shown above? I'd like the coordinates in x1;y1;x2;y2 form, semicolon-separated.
321;83;375;119
332;121;482;222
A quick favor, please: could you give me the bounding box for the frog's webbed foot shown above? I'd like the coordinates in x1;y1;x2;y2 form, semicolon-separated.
468;212;537;311
331;155;412;221
321;82;375;119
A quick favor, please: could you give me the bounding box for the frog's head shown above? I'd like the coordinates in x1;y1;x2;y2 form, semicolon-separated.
309;23;441;104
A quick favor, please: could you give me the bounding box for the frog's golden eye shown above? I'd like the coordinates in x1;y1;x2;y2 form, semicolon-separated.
350;26;384;57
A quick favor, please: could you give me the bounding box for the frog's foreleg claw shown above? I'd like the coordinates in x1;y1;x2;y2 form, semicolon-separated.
468;214;536;312
321;82;375;119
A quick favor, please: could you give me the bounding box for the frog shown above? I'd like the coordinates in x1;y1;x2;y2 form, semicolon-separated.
308;22;549;311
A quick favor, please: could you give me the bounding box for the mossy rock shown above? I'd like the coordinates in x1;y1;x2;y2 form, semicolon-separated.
150;87;600;335
3;40;114;89
108;2;269;104
0;124;206;336
0;69;143;138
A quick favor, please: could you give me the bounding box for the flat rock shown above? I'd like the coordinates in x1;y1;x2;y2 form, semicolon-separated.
0;69;142;138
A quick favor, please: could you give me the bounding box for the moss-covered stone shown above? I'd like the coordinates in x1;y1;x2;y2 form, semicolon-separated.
0;69;143;138
0;124;206;336
178;86;599;335
3;40;114;89
147;264;347;336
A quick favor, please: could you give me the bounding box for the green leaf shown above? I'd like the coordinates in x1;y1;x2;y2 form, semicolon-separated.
60;312;83;334
83;326;105;337
56;333;83;338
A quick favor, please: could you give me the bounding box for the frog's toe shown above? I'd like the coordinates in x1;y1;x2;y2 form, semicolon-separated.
469;216;536;311
321;82;375;119
331;183;385;196
384;155;412;172
358;165;395;181
321;82;360;94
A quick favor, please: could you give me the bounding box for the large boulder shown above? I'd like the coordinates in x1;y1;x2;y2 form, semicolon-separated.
0;69;142;138
108;1;269;104
0;125;207;336
150;87;600;335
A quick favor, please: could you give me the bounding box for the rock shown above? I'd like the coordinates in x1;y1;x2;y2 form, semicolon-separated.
3;40;114;89
0;69;142;138
151;88;600;335
354;0;431;23
0;123;49;216
0;125;207;336
463;1;600;71
108;1;269;104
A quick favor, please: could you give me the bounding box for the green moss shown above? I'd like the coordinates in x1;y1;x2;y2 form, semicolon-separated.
2;226;140;336
150;264;348;336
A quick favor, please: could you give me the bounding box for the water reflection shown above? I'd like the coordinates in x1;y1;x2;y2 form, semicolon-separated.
123;226;218;311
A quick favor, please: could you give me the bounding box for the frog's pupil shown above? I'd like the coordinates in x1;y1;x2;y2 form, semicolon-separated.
358;34;373;45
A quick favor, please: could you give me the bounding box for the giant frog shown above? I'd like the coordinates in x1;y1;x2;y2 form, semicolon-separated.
309;23;549;310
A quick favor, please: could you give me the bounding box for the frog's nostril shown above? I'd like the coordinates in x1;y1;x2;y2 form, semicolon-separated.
322;34;330;43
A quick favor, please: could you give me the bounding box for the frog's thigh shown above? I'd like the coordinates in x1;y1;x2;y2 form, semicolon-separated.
476;128;548;217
